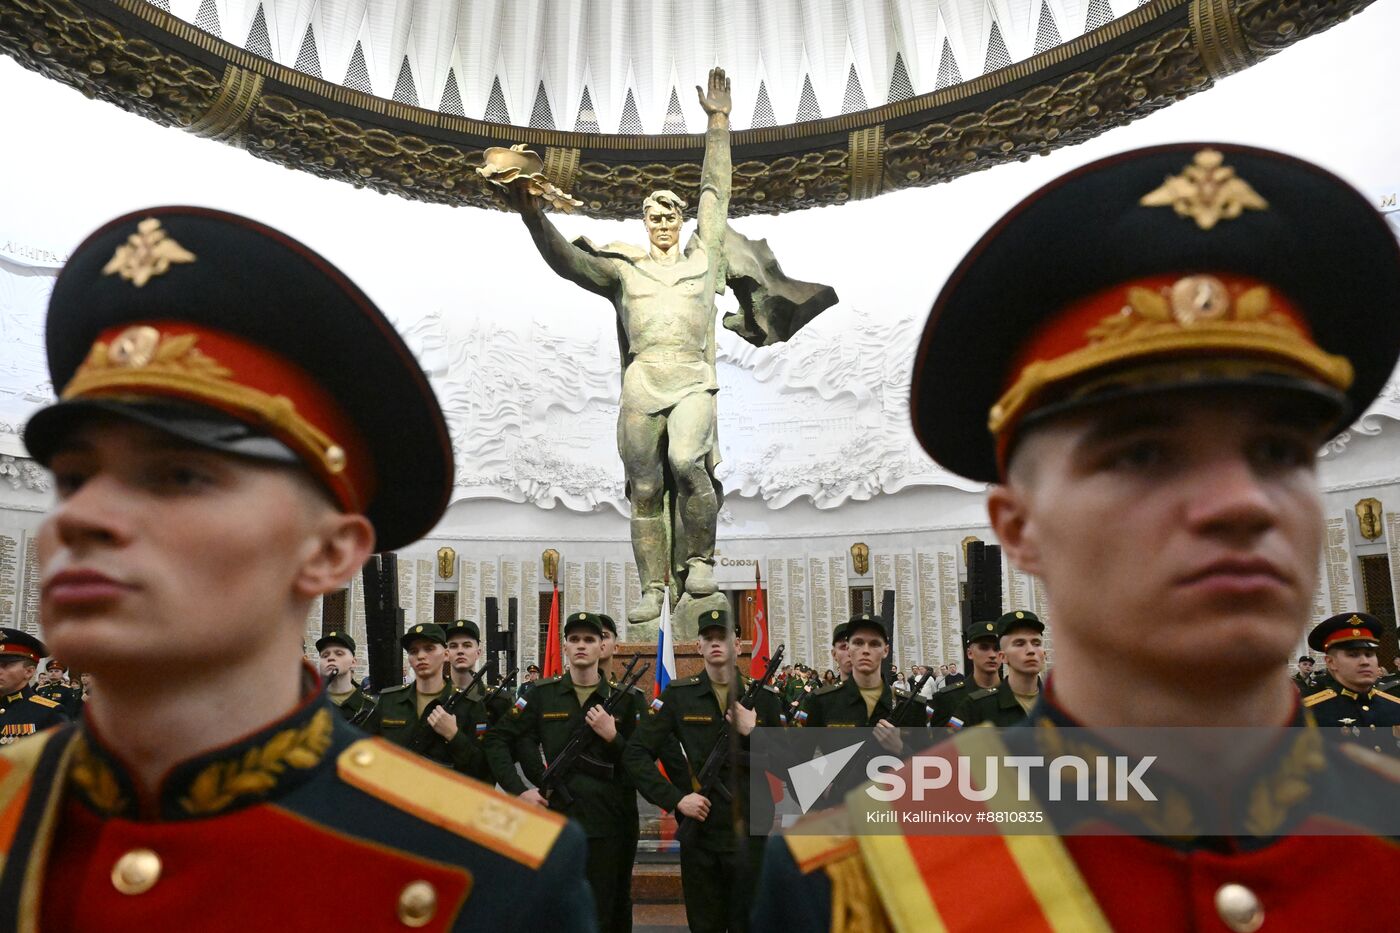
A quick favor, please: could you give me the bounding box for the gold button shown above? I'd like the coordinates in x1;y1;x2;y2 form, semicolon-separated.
1214;883;1263;933
397;880;437;927
325;444;347;473
111;848;162;895
352;748;375;767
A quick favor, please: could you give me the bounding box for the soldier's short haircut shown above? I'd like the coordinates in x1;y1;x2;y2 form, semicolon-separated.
642;190;687;218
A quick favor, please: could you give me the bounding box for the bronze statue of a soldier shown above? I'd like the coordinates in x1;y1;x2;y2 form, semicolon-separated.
505;68;836;628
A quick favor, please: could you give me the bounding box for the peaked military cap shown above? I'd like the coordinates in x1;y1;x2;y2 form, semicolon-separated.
995;610;1044;639
698;607;739;635
966;619;1001;644
564;611;615;637
911;144;1400;481
315;630;356;654
23;207;453;551
444;619;482;642
400;623;447;650
1308;612;1386;652
845;613;888;641
832;622;850;644
0;629;47;664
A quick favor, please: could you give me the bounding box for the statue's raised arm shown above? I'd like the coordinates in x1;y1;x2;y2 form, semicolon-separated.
695;67;732;252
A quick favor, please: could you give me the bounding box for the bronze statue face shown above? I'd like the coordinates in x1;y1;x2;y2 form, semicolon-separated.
643;203;681;253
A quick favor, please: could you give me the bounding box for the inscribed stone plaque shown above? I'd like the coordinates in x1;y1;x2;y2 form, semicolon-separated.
895;552;918;669
917;552;944;667
766;559;789;659
808;557;831;660
786;558;809;668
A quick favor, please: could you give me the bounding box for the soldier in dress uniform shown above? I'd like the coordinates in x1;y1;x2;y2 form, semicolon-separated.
315;630;375;726
623;607;783;932
1301;612;1400;755
0;629;68;744
952;610;1045;728
928;619;1002;728
1292;655;1318;692
35;659;84;719
3;207;592;931
370;622;487;775
755;144;1400;931
484;610;644;932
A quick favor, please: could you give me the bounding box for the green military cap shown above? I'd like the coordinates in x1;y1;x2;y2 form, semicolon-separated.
845;613;888;642
22;207;453;552
698;607;739;635
910;144;1400;482
564;611;615;637
965;620;1001;644
444;619;482;643
831;622;850;645
995;610;1045;639
315;630;356;654
400;623;447;650
1308;612;1385;652
0;628;47;664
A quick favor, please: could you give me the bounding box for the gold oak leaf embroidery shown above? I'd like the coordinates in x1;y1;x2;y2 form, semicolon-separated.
180;708;333;815
1139;149;1269;231
69;738;128;816
101;218;196;287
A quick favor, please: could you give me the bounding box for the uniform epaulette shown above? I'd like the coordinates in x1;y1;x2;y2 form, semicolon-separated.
673;674;703;687
811;682;845;697
966;687;996;701
378;683;411;695
338;738;568;869
1373;689;1400;705
934;681;964;696
1302;688;1337;707
1337;741;1400;783
27;694;60;709
536;675;563;686
0;729;57;856
783;807;860;874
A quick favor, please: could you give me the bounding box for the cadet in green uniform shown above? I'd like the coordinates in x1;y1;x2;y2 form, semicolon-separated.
0;629;68;743
928;620;1001;728
315;630;375;726
624;607;783;932
830;621;852;680
954;611;1045;728
485;610;644;933
443;618;504;782
1302;612;1400;755
369;623;484;775
1292;655;1318;692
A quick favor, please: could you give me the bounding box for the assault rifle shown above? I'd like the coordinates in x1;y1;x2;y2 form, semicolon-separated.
407;665;488;755
889;671;934;727
538;655;649;809
481;668;521;725
675;643;785;847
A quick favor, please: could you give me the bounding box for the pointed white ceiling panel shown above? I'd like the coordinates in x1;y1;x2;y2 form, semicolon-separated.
164;0;1141;131
315;0;370;90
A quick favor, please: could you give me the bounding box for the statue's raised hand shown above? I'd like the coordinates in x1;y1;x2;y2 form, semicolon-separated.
504;178;542;218
697;66;731;117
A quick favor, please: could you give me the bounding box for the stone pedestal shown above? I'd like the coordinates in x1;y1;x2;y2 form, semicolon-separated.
626;591;729;644
613;638;756;680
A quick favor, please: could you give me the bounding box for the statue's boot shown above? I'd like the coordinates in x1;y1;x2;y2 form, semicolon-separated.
628;516;667;624
680;482;719;597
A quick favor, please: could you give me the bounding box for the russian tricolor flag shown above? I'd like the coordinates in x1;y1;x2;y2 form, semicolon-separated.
654;584;677;698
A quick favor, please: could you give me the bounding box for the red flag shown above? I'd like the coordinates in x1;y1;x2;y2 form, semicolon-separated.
750;564;770;678
542;582;563;678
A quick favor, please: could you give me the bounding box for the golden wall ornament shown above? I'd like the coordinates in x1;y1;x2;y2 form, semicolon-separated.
0;0;1379;219
1356;497;1383;541
437;546;457;580
541;548;560;585
849;542;870;577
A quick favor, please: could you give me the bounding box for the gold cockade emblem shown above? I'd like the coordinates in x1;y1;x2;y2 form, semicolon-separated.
102;217;196;287
1139;149;1269;231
